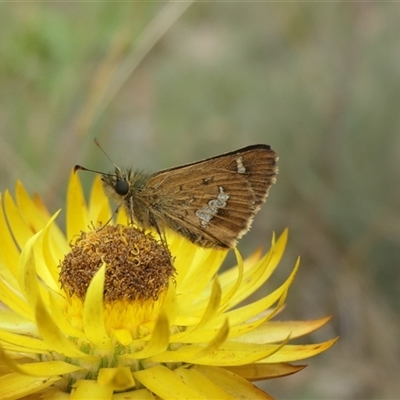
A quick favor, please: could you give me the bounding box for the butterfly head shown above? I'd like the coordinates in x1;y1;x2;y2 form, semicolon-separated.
74;164;130;200
101;168;132;203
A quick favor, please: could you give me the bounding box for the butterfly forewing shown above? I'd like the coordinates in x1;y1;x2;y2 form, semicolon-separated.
141;145;278;248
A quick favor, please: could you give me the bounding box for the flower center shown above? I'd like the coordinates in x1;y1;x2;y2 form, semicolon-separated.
59;225;175;302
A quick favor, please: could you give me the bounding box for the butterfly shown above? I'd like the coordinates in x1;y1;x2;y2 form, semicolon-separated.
75;141;278;249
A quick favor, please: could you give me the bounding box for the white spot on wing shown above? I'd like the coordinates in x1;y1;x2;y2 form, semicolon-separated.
236;157;246;174
195;186;230;226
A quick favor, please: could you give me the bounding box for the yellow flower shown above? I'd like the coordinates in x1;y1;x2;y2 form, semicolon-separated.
0;173;336;399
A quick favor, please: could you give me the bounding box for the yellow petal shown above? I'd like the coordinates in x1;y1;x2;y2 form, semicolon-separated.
111;329;132;346
47;291;84;339
133;365;203;400
193;340;287;366
167;233;198;284
31;211;62;292
18;226;61;316
32;191;51;216
17;231;41;307
226;362;306;381
169;277;222;343
89;175;112;225
0;372;59;400
259;337;338;363
115;205;129;225
15;181;67;254
71;379;113;400
0;329;49;353
175;305;277;344
0;309;36;335
35;296;87;357
83;263;112;349
3;190;34;249
15;181;50;235
24;185;68;252
40;388;71;400
0;346;82;376
154;281;178;331
233;317;332;344
145;345;209;364
211;257;299;329
66;172;89;242
227;307;279;340
125;309;170;359
191;277;222;330
41;210;69;287
226;249;274;306
177;249;227;309
174;365;235;399
97;367;135;391
0;277;33;323
112;389;155;400
20;360;82;376
0;342;47;354
218;248;244;312
168;232;223;288
192;365;274;399
38;385;70;400
218;247;263;286
242;247;263;268
0;193;20;281
148;320;230;364
222;229;288;308
150;335;282;366
189;319;229;360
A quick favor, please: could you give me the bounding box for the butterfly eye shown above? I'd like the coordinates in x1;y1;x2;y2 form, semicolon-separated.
115;180;129;196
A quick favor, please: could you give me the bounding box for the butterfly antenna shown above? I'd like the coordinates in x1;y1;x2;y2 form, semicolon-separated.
94;138;120;171
74;165;116;178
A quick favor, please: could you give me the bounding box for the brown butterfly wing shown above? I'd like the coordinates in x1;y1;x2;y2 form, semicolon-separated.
142;145;278;249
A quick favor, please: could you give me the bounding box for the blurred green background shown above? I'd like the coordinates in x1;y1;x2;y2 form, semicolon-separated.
1;2;399;399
